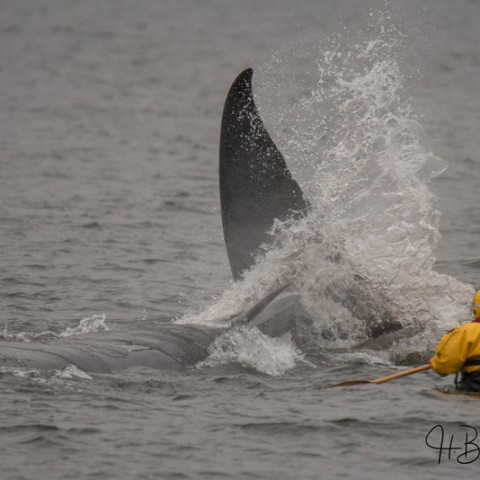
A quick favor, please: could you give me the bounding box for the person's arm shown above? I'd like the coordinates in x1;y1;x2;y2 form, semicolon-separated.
430;327;469;375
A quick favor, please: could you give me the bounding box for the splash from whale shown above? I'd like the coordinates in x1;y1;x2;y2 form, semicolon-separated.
0;52;474;373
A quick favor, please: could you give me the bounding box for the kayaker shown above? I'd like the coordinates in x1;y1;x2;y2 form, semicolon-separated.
430;290;480;391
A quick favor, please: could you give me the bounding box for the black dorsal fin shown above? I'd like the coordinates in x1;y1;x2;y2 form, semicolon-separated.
219;68;308;280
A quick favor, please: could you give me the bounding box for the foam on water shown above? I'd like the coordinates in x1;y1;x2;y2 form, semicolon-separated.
58;314;110;338
182;22;474;370
197;328;301;376
1;314;110;343
55;364;93;380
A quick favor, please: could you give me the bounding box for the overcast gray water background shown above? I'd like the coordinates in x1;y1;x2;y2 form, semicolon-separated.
1;1;480;479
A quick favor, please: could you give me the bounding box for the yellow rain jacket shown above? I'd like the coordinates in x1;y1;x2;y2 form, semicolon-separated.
431;321;480;375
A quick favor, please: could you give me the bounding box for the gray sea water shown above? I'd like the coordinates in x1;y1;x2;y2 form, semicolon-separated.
1;1;480;479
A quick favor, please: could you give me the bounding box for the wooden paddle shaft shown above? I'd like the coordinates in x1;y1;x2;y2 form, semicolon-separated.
370;363;431;384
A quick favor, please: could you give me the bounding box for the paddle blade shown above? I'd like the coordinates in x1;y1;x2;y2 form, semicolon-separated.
324;379;373;388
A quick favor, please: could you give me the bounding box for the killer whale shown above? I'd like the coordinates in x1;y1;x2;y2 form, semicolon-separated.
0;69;310;374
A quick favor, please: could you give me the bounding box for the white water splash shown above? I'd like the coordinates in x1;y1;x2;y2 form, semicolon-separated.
1;325;32;342
183;21;473;368
253;31;472;351
59;314;110;338
55;364;92;380
198;327;301;376
1;314;110;343
0;364;92;382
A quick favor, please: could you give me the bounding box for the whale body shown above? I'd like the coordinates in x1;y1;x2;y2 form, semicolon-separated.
0;325;220;373
0;286;309;373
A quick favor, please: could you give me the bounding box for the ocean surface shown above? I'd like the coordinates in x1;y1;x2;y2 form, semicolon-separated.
1;0;480;478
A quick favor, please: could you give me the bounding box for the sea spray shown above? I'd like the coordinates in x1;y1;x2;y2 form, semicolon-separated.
197;327;301;376
1;314;110;343
59;314;109;338
259;34;473;355
181;26;473;367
